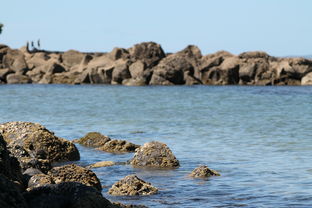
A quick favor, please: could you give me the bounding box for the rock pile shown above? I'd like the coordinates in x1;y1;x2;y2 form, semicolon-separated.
1;42;312;85
189;165;220;178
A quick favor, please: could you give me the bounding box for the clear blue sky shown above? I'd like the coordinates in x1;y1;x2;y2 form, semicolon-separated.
1;0;311;56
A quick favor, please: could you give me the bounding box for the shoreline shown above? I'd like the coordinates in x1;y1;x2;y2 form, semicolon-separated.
1;42;312;86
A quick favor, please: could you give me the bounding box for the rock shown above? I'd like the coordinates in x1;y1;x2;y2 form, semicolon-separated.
112;60;131;84
97;139;140;153
73;132;111;148
150;54;195;85
6;74;31;84
2;49;28;74
130;141;179;168
0;134;24;186
189;165;220;178
24;182;116;208
122;77;147;86
87;161;115;168
238;51;271;59
27;174;54;190
301;72;312;85
48;164;102;191
0;121;80;172
129;42;165;68
18;157;51;174
0;68;14;82
0;174;28;208
129;60;145;78
25;52;50;70
108;175;158;196
108;47;130;61
113;202;148;208
61;50;84;69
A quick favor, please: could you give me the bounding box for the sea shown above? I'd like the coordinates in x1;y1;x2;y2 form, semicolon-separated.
0;84;311;208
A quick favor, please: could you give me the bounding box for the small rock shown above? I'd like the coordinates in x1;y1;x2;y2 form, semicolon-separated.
108;175;158;196
97;139;140;153
189;165;220;178
130;141;179;168
27;173;54;190
87;161;115;168
48;164;102;191
73;132;111;148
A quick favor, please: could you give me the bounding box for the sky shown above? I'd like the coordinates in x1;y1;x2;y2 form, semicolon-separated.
1;0;311;56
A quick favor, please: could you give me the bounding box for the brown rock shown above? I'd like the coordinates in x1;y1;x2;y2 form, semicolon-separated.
24;182;116;208
6;74;31;84
129;42;165;68
113;202;148;208
108;47;130;60
73;132;111;148
87;161;115;168
0;121;80;171
48;164;102;191
0;68;14;82
112;60;131;84
189;165;220;178
130;141;179;168
27;173;54;190
129;60;145;78
97;139;140;153
2;49;28;74
301;71;312;85
61;50;84;69
108;175;158;196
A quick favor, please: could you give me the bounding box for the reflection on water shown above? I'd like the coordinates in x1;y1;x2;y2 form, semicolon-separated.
0;85;312;207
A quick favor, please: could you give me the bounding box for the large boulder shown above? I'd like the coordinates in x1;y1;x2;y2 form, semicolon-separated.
150;54;195;85
108;175;158;196
2;49;28;74
24;182;116;208
0;121;80;172
189;165;220;178
6;74;31;84
301;71;312;85
129;42;165;68
130;141;179;168
61;50;84;70
0;68;14;82
47;164;102;191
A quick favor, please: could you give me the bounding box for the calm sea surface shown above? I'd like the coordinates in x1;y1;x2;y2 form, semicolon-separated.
0;85;311;208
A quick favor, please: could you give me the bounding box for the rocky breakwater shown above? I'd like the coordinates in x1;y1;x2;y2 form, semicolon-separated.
1;42;312;85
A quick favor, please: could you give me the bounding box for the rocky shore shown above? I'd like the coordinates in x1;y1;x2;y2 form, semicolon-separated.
0;121;220;208
1;42;312;85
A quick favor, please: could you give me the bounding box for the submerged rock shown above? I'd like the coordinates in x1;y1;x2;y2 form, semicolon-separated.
189;165;220;178
130;141;179;168
113;202;149;208
24;182;116;208
48;164;102;191
87;161;115;168
108;175;158;196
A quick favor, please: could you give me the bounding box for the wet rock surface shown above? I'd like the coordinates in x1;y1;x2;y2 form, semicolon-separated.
108;175;158;196
73;132;111;148
189;165;221;178
1;42;311;85
130;141;180;168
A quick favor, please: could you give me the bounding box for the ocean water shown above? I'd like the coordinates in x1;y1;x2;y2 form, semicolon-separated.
0;84;311;208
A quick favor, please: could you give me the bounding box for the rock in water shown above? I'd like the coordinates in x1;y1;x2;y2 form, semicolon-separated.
87;161;115;168
24;182;116;208
97;139;140;153
108;175;158;196
0;121;80;172
48;164;102;191
189;165;220;178
73;132;111;148
130;141;179;168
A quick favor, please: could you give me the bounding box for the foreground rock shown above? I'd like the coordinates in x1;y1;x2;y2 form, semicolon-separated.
0;121;80;172
108;175;158;196
74;132;140;153
24;182;116;208
48;164;102;191
189;165;220;178
130;141;179;168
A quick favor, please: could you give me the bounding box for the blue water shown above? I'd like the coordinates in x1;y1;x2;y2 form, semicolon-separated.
0;85;312;208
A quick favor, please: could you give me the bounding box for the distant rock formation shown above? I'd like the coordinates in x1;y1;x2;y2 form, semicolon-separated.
1;42;312;85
